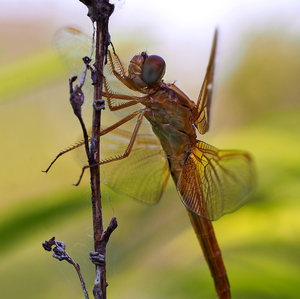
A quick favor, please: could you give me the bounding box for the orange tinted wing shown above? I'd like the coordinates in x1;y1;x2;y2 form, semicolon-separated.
177;140;255;220
195;29;218;135
100;128;170;205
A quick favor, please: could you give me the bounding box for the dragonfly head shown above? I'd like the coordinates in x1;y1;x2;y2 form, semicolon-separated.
128;52;166;89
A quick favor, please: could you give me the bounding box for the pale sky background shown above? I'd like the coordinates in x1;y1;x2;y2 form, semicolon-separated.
2;1;300;36
1;0;299;40
1;0;299;78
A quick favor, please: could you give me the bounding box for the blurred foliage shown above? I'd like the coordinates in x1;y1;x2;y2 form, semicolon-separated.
0;49;65;103
0;22;299;299
214;30;300;128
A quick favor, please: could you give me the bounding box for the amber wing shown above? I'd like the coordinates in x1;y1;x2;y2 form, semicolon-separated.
195;29;218;135
177;140;255;221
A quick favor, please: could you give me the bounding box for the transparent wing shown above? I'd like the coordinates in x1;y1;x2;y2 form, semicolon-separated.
100;128;170;204
195;29;218;134
177;140;256;220
52;26;134;99
53;26;94;76
53;26;150;133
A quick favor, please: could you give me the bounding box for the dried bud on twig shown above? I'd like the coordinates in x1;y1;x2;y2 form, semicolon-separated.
42;236;56;251
42;236;89;298
69;76;85;119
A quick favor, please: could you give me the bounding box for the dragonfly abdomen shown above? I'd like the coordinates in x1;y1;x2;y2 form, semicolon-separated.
188;211;230;298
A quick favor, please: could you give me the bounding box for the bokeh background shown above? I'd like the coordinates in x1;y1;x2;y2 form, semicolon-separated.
0;0;300;298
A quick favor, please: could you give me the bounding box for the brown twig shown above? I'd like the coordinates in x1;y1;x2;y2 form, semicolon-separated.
78;1;115;298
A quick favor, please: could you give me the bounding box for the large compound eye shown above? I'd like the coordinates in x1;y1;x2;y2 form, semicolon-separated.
142;55;166;85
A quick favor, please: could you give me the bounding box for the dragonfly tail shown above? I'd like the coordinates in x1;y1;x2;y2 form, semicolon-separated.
187;209;231;299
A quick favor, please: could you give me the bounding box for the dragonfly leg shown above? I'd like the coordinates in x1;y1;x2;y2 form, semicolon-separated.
107;50;136;91
108;48;127;78
45;88;146;175
74;109;145;186
102;75;143;111
100;109;143;136
43;139;87;173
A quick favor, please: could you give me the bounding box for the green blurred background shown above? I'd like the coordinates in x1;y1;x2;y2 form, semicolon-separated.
0;1;300;298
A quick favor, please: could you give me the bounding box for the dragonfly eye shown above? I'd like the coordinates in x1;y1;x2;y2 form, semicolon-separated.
142;55;166;85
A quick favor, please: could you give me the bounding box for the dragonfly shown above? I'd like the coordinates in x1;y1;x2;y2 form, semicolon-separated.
49;27;255;299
